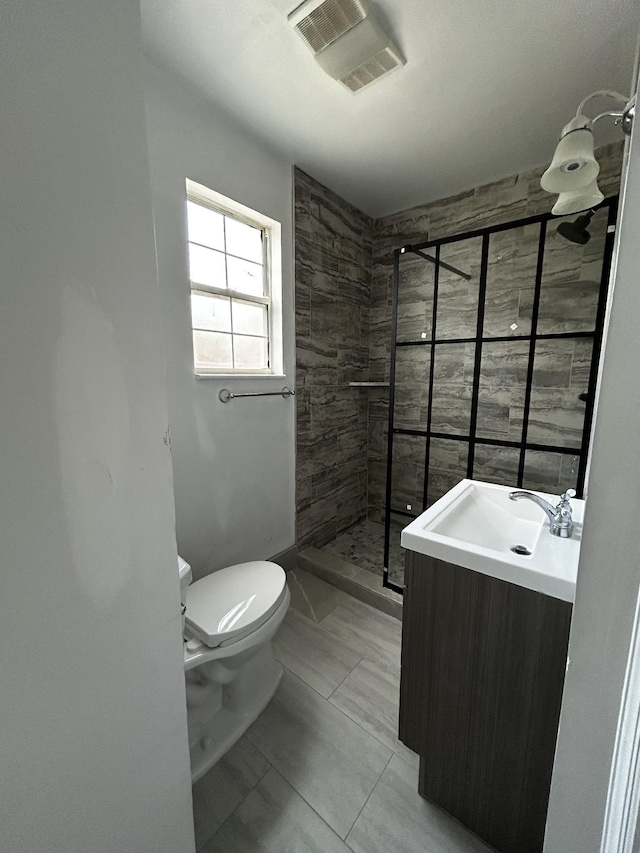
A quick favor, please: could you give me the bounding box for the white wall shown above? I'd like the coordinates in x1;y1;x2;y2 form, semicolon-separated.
0;3;195;851
143;61;296;580
544;70;640;851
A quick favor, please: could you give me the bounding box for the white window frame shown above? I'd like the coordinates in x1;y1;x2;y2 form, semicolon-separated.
186;178;283;377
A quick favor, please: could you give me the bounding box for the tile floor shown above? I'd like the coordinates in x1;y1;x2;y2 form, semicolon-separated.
192;568;493;853
322;519;405;586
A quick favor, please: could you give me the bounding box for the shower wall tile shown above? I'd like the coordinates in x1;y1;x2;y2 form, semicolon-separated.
570;339;594;387
522;451;564;494
295;168;373;549
527;387;586;448
532;339;574;387
473;445;521;487
537;280;600;334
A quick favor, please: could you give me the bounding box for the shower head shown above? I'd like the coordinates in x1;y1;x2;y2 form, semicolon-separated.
557;210;595;245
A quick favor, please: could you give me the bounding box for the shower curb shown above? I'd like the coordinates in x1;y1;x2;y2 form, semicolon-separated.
296;547;403;621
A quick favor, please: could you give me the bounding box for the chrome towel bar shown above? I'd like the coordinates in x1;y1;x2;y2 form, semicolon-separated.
218;386;295;403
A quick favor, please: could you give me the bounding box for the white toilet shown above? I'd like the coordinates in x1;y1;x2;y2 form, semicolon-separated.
178;556;290;782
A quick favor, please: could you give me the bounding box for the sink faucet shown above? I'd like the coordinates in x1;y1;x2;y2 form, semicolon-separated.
508;488;576;538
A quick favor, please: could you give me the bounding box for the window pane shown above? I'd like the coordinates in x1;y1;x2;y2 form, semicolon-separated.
227;255;264;297
233;335;268;370
193;330;233;370
191;293;231;332
189;243;226;288
232;300;267;337
187;201;224;251
225;216;263;264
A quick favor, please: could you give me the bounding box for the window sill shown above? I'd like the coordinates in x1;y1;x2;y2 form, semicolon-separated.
195;373;288;381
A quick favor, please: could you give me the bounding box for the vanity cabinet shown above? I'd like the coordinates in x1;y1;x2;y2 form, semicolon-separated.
399;550;572;853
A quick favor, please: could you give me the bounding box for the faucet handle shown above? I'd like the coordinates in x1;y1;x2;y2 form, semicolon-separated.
556;489;576;514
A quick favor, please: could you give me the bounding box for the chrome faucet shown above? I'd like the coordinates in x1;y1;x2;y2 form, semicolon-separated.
508;488;576;538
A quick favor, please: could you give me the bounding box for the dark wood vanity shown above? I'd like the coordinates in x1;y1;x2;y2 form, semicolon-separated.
399;550;573;853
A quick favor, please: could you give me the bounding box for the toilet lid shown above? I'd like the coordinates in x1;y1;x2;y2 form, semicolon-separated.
185;561;287;648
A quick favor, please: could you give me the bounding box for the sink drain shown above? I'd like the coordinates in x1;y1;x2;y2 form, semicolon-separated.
511;544;532;556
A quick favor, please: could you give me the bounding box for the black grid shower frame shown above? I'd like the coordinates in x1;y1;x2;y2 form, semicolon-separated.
382;197;619;593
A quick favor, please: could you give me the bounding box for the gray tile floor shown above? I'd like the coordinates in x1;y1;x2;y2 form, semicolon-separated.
322;519;405;585
193;568;493;853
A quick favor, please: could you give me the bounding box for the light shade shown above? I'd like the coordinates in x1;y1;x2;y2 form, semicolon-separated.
551;180;604;216
541;128;600;193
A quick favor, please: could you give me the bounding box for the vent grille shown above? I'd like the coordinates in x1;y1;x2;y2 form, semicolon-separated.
340;46;402;92
292;0;366;53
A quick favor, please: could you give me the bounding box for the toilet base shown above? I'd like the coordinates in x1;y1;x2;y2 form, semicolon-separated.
188;647;283;783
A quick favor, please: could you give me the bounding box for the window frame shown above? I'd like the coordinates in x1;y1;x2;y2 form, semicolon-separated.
186;178;283;377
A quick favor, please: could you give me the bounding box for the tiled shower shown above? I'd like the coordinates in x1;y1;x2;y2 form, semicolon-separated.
295;143;624;589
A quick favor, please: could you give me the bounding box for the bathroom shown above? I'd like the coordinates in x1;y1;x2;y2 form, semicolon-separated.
2;2;640;853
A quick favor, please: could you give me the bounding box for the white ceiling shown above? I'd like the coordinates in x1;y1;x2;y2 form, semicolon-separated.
141;0;639;218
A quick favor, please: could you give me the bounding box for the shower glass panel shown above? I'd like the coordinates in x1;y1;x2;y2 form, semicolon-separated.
483;223;539;338
427;439;469;506
394;346;430;430
396;251;435;342
476;340;530;442
523;450;581;494
389;434;425;518
384;198;618;593
437;238;482;339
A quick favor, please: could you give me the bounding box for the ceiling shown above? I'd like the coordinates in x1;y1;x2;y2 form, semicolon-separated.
141;0;639;218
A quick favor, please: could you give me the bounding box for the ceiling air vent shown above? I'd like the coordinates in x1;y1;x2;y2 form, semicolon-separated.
288;0;367;53
288;0;405;92
314;14;405;93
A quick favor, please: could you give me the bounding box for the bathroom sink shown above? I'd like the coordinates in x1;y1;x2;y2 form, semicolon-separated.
401;479;584;602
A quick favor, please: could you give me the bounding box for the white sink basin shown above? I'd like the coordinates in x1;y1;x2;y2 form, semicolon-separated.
401;479;584;602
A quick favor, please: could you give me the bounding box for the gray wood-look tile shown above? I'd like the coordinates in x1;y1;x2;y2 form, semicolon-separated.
245;669;392;839
329;653;419;767
192;735;271;851
287;567;349;624
273;607;363;699
346;755;494;853
319;596;403;667
202;767;351;853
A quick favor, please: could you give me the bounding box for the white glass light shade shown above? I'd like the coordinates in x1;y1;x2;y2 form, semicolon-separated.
541;129;600;193
551;180;604;216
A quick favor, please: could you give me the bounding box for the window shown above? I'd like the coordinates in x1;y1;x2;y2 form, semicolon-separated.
185;179;283;375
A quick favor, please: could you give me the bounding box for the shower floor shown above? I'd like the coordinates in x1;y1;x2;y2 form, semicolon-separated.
322;518;405;587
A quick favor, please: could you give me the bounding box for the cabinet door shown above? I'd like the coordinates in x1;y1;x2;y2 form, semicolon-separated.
399;551;572;853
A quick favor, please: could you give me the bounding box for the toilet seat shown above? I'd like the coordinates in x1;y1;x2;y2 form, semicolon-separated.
185;561;287;648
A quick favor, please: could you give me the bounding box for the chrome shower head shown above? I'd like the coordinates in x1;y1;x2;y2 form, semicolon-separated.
557;210;595;245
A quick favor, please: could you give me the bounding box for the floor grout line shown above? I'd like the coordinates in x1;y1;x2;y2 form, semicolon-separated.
343;751;395;846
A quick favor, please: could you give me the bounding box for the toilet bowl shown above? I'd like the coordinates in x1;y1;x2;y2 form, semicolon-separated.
178;557;289;783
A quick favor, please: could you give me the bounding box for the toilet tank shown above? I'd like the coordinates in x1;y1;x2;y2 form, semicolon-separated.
178;556;192;635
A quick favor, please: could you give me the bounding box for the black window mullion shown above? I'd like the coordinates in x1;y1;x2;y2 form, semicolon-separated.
517;220;547;488
466;233;490;478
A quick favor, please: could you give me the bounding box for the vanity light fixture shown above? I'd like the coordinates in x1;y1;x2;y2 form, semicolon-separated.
541;90;635;215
